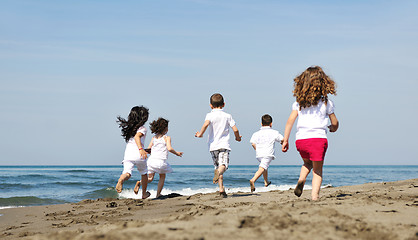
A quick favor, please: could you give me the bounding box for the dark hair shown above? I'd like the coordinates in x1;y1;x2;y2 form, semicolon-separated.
293;66;336;109
150;117;169;135
261;114;272;126
117;106;149;142
210;93;224;108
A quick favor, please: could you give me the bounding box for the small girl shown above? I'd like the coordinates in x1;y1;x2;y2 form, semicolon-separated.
282;66;339;201
134;117;183;198
115;106;151;199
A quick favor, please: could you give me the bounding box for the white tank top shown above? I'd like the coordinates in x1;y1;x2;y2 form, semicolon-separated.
151;136;168;160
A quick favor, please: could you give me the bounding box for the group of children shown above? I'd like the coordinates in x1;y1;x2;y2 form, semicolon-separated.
115;66;339;201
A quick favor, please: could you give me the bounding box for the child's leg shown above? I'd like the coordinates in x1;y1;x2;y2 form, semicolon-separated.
141;174;150;199
218;165;226;193
156;173;166;198
135;173;153;195
298;159;312;183
116;173;131;193
295;159;312;197
134;180;141;195
213;169;219;184
250;167;265;192
263;170;271;186
311;161;324;201
148;173;155;183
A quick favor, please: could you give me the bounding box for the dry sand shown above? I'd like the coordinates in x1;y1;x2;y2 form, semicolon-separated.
1;179;417;240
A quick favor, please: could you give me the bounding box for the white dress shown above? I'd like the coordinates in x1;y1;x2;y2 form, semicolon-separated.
147;136;173;174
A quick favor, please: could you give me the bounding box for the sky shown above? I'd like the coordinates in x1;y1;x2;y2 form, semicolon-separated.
0;0;417;166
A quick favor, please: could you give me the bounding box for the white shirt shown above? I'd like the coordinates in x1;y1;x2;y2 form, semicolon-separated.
250;126;284;158
123;126;147;161
293;99;335;140
150;136;168;160
205;109;236;151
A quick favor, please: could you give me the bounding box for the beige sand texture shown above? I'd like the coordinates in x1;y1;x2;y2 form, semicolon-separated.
0;179;417;240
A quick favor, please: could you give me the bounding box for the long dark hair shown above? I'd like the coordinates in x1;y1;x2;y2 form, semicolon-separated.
117;106;149;142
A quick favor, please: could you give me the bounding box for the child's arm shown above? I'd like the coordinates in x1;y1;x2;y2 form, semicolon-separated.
232;125;242;142
134;132;148;159
147;137;154;149
165;136;183;157
328;113;339;132
282;110;298;152
195;120;210;138
251;143;256;150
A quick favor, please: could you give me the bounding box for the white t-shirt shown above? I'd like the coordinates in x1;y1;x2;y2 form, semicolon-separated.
123;126;147;161
293;99;335;140
205;109;236;151
250;126;284;158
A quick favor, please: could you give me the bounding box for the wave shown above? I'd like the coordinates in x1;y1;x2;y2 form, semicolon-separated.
59;170;92;173
117;184;311;199
42;181;86;187
81;187;119;199
0;183;34;190
0;196;68;208
1;174;59;181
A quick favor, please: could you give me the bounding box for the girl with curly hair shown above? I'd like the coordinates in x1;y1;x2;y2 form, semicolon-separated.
115;106;151;199
282;66;339;201
134;117;183;198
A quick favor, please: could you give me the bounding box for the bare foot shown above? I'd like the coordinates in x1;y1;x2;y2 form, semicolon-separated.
250;180;255;193
142;191;151;199
265;181;271;187
115;181;123;193
219;191;227;198
213;169;219;184
134;181;141;195
294;181;305;197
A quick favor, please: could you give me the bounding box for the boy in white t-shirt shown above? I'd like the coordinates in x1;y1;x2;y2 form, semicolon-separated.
249;114;283;193
195;93;242;197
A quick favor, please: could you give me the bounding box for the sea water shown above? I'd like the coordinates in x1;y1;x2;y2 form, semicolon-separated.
0;165;417;208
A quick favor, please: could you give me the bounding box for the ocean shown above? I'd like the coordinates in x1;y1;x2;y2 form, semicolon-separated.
0;165;417;209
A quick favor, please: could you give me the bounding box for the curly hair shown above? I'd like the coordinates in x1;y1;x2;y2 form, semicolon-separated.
117;106;149;142
293;66;336;109
150;117;169;135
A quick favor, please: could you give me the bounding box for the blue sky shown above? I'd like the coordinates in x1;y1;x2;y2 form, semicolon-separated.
0;0;417;165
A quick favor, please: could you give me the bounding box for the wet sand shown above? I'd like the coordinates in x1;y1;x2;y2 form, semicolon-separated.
1;179;417;240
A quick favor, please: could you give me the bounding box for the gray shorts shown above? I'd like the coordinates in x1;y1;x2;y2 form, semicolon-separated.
210;149;230;169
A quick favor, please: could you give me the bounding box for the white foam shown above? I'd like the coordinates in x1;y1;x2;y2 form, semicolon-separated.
0;206;23;210
117;184;313;199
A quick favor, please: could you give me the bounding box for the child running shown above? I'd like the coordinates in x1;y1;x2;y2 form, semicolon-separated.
249;114;283;193
115;106;151;199
282;66;339;201
195;93;242;197
134;118;183;198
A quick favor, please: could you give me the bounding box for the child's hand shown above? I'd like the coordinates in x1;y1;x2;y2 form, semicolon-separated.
235;135;242;142
282;141;289;152
195;131;203;138
328;125;337;132
139;149;148;159
177;152;184;157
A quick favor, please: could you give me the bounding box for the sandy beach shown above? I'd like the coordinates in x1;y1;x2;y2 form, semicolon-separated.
1;179;417;240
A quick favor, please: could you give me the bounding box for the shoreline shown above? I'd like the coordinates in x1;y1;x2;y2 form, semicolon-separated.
1;179;417;240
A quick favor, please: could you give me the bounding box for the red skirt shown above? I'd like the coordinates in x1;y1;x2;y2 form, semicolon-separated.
295;138;328;161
